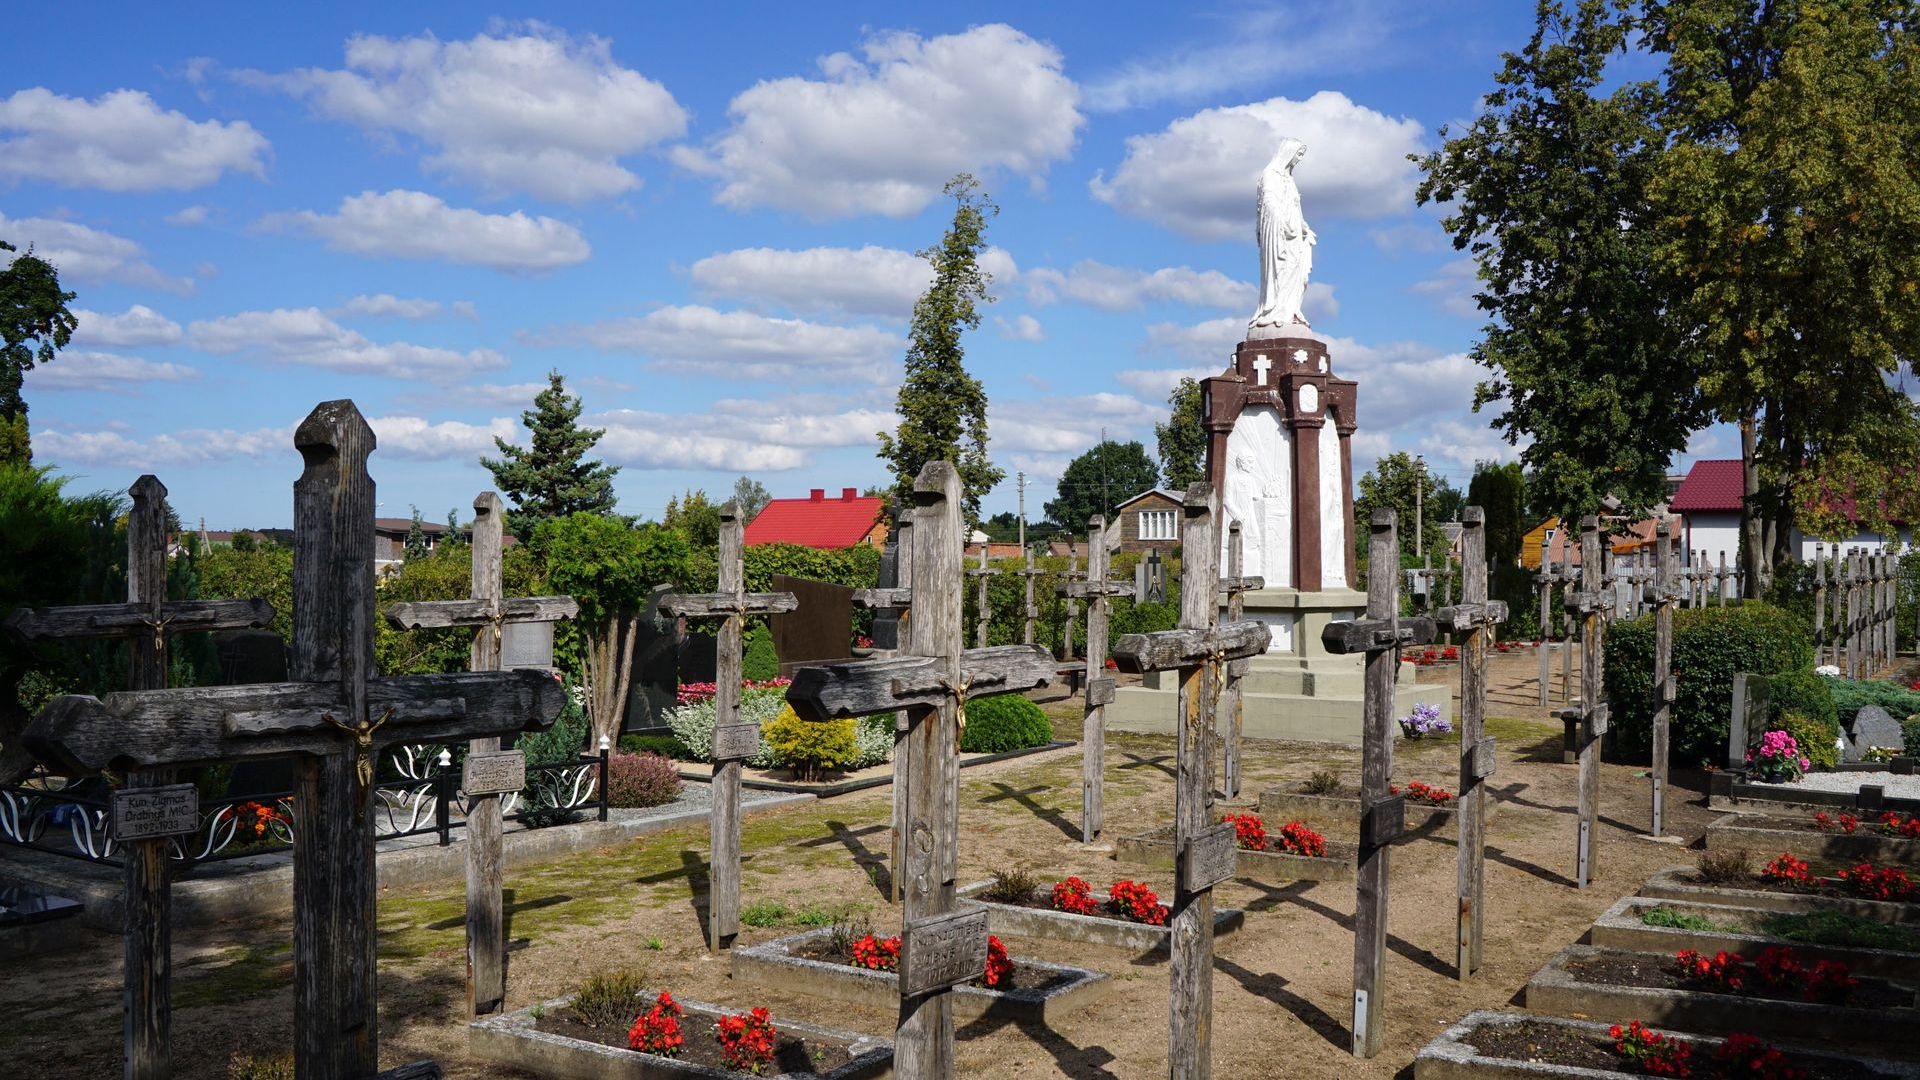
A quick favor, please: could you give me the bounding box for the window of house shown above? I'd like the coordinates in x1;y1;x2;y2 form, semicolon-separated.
1138;509;1178;542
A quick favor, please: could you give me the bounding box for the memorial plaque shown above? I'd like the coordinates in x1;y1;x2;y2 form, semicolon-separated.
1472;736;1498;780
1180;820;1238;890
900;907;990;997
462;749;527;797
1359;794;1406;850
1589;702;1609;737
1086;676;1116;708
110;783;199;841
500;620;555;670
712;721;762;762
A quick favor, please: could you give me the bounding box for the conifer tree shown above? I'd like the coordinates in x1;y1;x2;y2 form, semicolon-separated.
481;370;620;541
1155;377;1207;490
403;506;429;562
876;175;1004;524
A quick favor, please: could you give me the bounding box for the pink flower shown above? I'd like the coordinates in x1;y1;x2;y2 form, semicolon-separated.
1800;757;1811;769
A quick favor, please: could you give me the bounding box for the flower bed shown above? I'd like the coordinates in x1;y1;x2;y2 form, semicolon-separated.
1706;812;1920;868
1414;1009;1920;1080
1638;864;1920;924
1258;781;1498;838
1523;944;1920;1053
729;928;1107;1026
469;992;891;1079
955;878;1244;957
1112;822;1355;883
1589;896;1920;980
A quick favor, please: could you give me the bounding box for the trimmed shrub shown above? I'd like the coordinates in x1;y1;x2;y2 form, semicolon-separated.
1827;677;1920;727
618;733;688;758
1604;602;1811;767
851;713;894;769
607;751;683;808
1904;716;1920;758
762;705;858;780
742;623;779;682
1771;711;1840;771
1767;668;1837;733
959;694;1054;754
665;685;787;763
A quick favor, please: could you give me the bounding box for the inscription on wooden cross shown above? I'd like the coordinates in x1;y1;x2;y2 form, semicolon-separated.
23;402;564;1080
1111;484;1269;1080
1321;510;1437;1057
788;462;1056;1078
660;501;798;950
5;473;273;1080
1215;521;1264;801
383;490;578;1015
1059;516;1132;842
855;518;915;903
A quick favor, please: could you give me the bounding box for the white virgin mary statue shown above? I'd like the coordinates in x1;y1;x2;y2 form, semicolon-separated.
1248;138;1315;338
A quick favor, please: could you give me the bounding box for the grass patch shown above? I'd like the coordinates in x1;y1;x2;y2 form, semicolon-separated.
741;901;791;928
572;968;647;1029
174;942;293;1010
1762;911;1920;952
1639;906;1735;932
793;905;838;927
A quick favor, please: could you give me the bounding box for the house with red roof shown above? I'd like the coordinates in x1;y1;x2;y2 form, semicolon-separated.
1670;459;1909;578
744;487;888;549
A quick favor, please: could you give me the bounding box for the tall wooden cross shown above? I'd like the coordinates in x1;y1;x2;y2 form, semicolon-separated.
22;401;565;1080
5;474;273;1080
1433;508;1505;981
1018;545;1045;646
854;516;913;903
1847;551;1862;678
1215;521;1263;800
1111;485;1270;1080
1814;543;1829;667
1649;518;1678;838
1536;532;1557;707
788;462;1057;1078
968;546;991;649
660;501;798;950
1566;516;1608;888
1060;538;1079;663
1058;515;1131;842
1322;510;1438;1057
382;491;579;1013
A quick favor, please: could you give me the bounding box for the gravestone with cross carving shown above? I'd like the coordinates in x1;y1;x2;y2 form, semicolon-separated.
660;501;798;950
1432;508;1505;980
1059;515;1132;842
5;474;274;1080
1111;484;1269;1080
1215;521;1263;800
788;462;1056;1077
1322;509;1437;1057
22;402;564;1080
854;518;914;902
383;490;578;1013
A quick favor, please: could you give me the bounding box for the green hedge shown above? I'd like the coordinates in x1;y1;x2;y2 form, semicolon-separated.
1826;677;1920;727
959;695;1055;754
1765;668;1837;732
1604;602;1812;767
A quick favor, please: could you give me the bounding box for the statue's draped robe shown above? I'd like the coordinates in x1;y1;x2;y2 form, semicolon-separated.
1250;141;1315;334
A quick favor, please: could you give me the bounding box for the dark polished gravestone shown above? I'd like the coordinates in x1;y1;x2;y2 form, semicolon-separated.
871;539;903;651
217;628;299;797
626;584;681;731
1849;704;1905;762
771;575;855;677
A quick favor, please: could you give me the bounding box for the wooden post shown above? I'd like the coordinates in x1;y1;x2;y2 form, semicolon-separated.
1559;545;1574;703
1436;508;1503;980
1717;551;1728;608
1359;511;1406;1055
1814;544;1828;668
856;519;915;903
1651;518;1676;838
1847;552;1861;678
1574;516;1606;889
1060;517;1129;843
969;547;991;649
1018;548;1044;648
1538;533;1554;707
1062;538;1078;663
1218;522;1258;801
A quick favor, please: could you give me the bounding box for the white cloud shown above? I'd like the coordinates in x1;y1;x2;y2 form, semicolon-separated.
1114;366;1219;399
991;392;1160;454
1026;261;1251;311
33;424;286;467
187;307;508;381
691;245;926;319
71;305;182;347
544;305;902;384
25;350;197;392
996;314;1046;342
368;414;517;459
1413;419;1518;475
674;24;1082;218
1140;286;1341;358
410;382;548;408
262;190;590;272
334;293;455;320
1085;6;1398;112
1091;91;1427;240
0;213;192;294
596;410;810;472
255;26;685;202
165;205;211;226
1409;258;1479;318
1322;335;1479;434
0;87;267;191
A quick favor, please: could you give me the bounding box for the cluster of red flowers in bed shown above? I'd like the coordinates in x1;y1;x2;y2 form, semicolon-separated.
1390;780;1455;805
1403;646;1461;666
674;677;792;705
624;993;779;1073
849;932;1013;988
1611;1021;1801;1080
1048;875;1172;925
1760;852;1915;900
1217;812;1326;856
1813;809;1920;838
1673;946;1857;1004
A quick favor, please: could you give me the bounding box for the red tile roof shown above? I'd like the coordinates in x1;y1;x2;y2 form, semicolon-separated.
745;488;885;548
1670;460;1744;513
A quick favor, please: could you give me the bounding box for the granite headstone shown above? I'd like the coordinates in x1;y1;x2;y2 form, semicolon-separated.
626;583;680;730
216;629;297;796
1849;704;1905;760
871;539;902;651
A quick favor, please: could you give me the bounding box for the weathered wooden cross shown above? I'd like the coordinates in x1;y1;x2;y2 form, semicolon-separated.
1557;516;1609;889
1111;485;1269;1080
1432;508;1505;981
1018;545;1045;646
967;546;991;649
1321;509;1437;1057
5;474;274;1080
1215;520;1263;800
1059;538;1080;663
1649;518;1678;838
1814;543;1830;667
788;462;1057;1078
1057;515;1131;842
383;490;579;1013
854;515;913;903
659;501;797;949
23;402;565;1080
1536;532;1558;707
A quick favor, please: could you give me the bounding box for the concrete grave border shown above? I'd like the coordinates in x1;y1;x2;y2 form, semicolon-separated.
954;879;1244;957
1705;813;1919;868
1111;823;1356;884
1258;784;1499;838
1588;895;1920;980
1708;765;1920;816
1637;865;1920;924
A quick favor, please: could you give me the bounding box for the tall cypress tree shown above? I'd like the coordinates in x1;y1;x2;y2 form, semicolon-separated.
481;370;620;541
1155;377;1207;490
876;175;1004;524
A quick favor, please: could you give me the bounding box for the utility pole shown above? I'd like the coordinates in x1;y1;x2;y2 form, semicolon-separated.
1415;456;1426;560
1017;471;1026;553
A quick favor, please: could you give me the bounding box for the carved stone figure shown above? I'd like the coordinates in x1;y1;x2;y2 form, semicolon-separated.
1248;138;1315;338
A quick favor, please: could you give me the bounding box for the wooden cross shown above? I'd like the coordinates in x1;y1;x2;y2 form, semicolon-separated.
382;491;579;1013
659;501;798;950
1847;551;1862;678
1814;543;1829;667
788;462;1056;1078
23;401;565;1080
854;516;913;903
1215;521;1264;800
1017;547;1045;647
1059;537;1080;663
1432;508;1505;981
1321;510;1438;1058
967;546;991;649
1536;532;1557;707
1058;515;1132;842
1111;484;1270;1080
5;474;273;1080
1558;516;1609;889
1650;518;1678;838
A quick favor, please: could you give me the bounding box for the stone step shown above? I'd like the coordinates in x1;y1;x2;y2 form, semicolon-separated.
1105;681;1451;746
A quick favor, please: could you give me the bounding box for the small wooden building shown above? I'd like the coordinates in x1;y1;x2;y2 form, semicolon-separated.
1113;488;1183;554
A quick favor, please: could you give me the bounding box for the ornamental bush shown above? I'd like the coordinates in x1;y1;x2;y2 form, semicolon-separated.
1769;712;1839;772
664;684;788;764
1764;667;1838;735
1827;677;1920;727
607;751;683;808
850;713;894;769
761;705;858;780
1604;603;1812;766
959;694;1054;754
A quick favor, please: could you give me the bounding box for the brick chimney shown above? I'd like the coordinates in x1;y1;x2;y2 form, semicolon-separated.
809;488;825;501
841;487;858;500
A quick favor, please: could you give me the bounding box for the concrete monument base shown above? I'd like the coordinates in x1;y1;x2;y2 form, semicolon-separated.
1106;586;1452;745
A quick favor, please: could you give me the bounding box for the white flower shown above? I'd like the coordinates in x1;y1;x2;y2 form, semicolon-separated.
1815;665;1841;677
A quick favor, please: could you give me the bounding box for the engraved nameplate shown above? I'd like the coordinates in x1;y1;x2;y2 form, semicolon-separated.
462;750;527;796
1181;820;1239;890
110;784;199;841
712;722;762;762
1472;737;1498;780
1588;702;1610;737
1360;794;1407;850
1086;677;1116;708
900;908;989;997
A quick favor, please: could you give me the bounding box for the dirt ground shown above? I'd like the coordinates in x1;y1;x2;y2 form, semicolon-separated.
2;647;1727;1079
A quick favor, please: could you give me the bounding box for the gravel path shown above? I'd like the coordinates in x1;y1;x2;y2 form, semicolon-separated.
1780;770;1920;799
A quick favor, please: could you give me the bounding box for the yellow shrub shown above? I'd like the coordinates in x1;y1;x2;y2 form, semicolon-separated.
762;705;858;781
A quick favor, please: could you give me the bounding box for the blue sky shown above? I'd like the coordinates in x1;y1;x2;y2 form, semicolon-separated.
0;2;1737;529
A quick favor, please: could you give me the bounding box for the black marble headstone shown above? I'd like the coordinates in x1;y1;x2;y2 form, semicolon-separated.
871;539;902;651
771;574;855;677
625;583;680;730
215;629;297;796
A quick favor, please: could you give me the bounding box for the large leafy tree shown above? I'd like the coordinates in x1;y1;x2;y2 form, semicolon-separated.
1155;377;1207;491
1415;0;1703;522
730;475;772;521
876;175;1005;524
1044;439;1161;532
1354;452;1459;564
663;488;721;549
481;371;621;541
0;242;78;465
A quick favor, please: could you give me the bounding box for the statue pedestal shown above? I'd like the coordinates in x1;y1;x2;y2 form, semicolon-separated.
1105;586;1451;746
